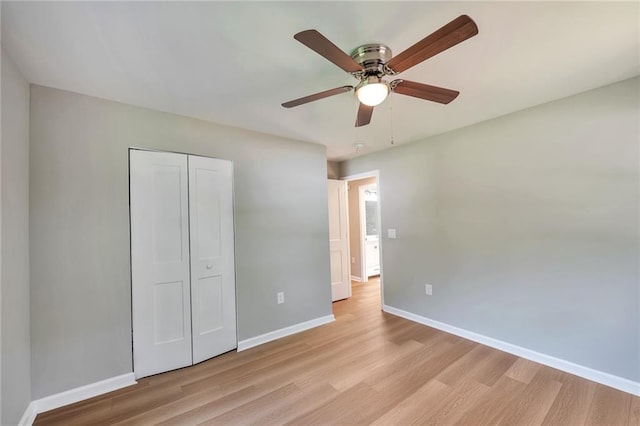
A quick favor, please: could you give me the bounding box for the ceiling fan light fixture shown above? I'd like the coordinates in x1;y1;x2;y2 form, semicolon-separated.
356;76;389;107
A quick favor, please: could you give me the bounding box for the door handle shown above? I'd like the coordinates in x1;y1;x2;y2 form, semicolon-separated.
206;264;213;270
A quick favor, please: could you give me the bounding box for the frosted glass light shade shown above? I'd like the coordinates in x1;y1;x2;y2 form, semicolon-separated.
356;80;389;107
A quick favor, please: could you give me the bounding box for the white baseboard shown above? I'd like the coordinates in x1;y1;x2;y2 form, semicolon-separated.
350;275;364;282
19;372;137;425
382;304;640;397
18;402;37;426
238;314;335;351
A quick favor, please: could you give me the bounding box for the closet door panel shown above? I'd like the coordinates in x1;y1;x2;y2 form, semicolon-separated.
189;155;237;364
130;150;193;379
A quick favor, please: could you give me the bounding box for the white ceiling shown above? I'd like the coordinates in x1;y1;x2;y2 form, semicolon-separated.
2;1;638;160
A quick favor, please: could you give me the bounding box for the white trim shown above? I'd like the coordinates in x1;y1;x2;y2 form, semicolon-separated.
359;183;378;281
383;304;640;396
237;315;335;351
341;170;384;307
359;184;367;281
18;402;37;426
341;171;377;181
350;275;364;282
30;373;137;418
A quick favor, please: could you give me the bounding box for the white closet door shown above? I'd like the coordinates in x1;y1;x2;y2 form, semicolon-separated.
188;155;237;363
130;150;192;379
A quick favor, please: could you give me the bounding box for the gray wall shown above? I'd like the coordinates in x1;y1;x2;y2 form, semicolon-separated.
29;85;332;399
1;48;32;424
341;77;639;382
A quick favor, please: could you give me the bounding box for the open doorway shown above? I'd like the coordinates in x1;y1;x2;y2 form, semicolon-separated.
343;171;383;307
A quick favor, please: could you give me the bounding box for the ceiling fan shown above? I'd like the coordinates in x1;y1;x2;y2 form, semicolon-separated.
282;15;478;127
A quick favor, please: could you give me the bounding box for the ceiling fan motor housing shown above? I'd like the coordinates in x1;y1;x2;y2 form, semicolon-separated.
350;44;392;78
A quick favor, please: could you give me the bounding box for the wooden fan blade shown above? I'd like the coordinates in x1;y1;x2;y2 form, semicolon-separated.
282;86;353;108
355;103;374;127
294;30;364;73
392;80;459;104
386;15;478;74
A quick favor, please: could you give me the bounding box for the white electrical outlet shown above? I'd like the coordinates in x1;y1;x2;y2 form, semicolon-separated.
425;284;433;296
352;257;356;264
277;292;285;304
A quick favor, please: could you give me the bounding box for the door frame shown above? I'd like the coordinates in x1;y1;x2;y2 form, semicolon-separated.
359;183;378;280
341;170;384;308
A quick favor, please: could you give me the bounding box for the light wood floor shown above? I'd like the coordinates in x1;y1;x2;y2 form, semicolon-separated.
36;278;639;425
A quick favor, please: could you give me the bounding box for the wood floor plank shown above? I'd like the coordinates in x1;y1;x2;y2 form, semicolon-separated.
292;337;398;390
369;379;452;425
366;337;476;395
541;374;596;426
34;278;639;426
111;385;223;426
471;349;519;387
585;385;631;426
436;343;517;388
629;394;640;426
386;320;440;345
436;344;493;386
248;383;340;425
329;339;424;392
420;378;492;425
34;399;113;426
454;375;528;425
145;340;307;389
215;324;399;397
40;382;184;426
285;381;395;425
155;385;262;425
178;341;313;395
496;369;563;425
201;382;302;425
504;357;542;385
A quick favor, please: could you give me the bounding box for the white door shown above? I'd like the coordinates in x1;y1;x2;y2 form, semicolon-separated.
130;150;192;378
328;179;350;301
131;150;237;378
188;155;237;364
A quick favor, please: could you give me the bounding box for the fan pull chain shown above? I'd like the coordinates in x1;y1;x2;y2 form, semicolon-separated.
354;101;363;155
389;97;395;145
